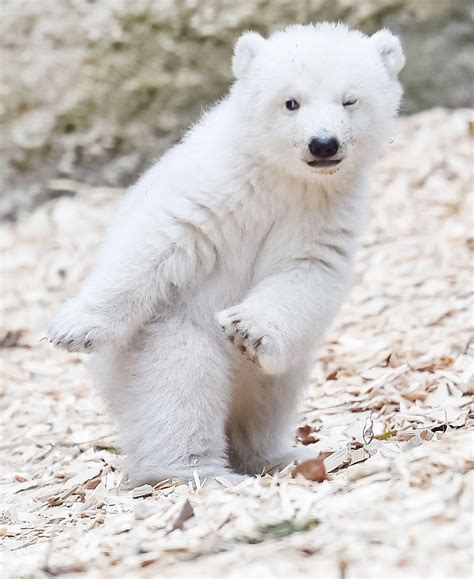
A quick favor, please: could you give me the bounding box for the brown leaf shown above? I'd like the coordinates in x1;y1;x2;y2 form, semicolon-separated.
297;425;318;445
84;477;101;490
298;425;311;438
291;458;327;482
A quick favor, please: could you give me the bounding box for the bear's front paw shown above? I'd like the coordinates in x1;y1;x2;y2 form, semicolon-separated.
216;307;287;375
48;301;108;353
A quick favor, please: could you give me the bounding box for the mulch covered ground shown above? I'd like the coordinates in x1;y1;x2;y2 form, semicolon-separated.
1;108;473;578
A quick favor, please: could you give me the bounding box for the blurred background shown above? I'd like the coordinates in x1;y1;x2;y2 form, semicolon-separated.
1;0;473;219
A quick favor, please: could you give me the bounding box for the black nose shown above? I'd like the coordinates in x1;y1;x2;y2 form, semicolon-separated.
309;136;339;158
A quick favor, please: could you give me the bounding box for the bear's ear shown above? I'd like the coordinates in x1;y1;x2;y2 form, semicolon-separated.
232;31;265;79
371;29;405;78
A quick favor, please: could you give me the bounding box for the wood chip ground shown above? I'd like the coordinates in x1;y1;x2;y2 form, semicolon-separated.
1;109;473;578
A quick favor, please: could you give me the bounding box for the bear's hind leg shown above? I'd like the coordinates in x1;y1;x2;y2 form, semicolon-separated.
227;362;318;475
94;318;244;486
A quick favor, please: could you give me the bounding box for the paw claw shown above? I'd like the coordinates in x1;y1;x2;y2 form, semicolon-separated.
48;302;108;353
217;307;285;374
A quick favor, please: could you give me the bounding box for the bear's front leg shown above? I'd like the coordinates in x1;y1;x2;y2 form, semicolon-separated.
48;260;158;353
48;297;112;353
49;225;168;352
217;261;351;375
217;304;289;375
49;202;218;353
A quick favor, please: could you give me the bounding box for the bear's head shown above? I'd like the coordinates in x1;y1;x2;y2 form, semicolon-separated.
231;23;405;180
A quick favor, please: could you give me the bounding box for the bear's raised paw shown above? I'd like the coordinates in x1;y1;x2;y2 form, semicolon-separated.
216;306;288;375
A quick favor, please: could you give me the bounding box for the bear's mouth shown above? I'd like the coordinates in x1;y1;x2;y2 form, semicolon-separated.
306;159;342;168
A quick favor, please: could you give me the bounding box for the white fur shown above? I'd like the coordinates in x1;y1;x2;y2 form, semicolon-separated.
49;23;404;485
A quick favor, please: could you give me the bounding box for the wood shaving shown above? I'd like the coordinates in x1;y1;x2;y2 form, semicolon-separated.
1;109;473;577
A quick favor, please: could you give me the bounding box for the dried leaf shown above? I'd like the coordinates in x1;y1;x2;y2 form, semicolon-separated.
84;477;101;490
291;458;327;482
297;425;318;445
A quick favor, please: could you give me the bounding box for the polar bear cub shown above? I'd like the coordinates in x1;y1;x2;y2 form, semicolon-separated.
49;23;404;484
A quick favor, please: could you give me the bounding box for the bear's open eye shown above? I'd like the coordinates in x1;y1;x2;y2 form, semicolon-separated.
343;97;358;107
285;99;300;111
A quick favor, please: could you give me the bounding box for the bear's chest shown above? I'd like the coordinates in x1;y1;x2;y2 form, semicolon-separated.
251;207;327;274
218;195;331;280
